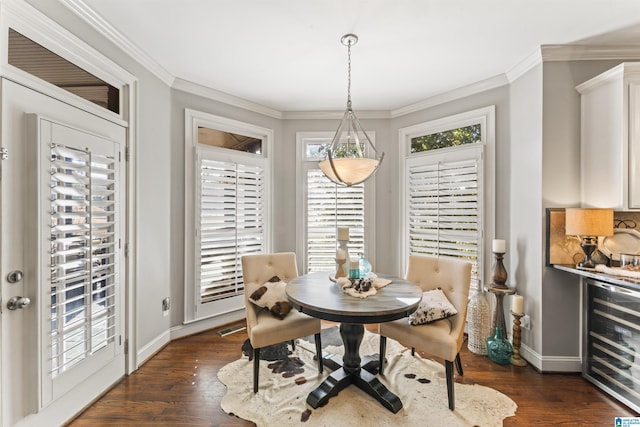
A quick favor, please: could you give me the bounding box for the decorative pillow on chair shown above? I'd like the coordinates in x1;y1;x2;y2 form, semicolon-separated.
248;276;292;320
408;288;458;325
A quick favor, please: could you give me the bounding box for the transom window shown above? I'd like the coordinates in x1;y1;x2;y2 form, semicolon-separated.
8;29;120;114
411;123;481;153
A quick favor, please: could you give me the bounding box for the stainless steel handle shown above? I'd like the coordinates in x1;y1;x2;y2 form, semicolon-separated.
588;279;640;299
6;296;30;310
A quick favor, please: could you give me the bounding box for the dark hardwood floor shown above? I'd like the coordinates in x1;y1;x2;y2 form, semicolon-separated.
67;321;638;426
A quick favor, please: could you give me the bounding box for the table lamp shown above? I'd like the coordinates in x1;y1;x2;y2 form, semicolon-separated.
565;208;614;269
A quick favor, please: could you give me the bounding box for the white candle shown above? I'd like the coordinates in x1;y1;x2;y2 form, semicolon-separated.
512;294;524;315
492;239;506;253
336;248;347;260
338;226;349;241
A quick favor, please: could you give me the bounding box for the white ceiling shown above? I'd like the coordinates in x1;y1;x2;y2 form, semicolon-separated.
74;0;640;112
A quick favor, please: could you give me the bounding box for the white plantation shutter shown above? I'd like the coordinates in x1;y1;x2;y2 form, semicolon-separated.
48;139;119;379
306;169;365;272
197;157;265;303
407;147;482;288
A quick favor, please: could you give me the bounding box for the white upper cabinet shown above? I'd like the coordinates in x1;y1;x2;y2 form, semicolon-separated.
577;63;640;210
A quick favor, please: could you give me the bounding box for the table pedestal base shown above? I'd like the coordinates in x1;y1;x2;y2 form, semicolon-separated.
306;323;402;413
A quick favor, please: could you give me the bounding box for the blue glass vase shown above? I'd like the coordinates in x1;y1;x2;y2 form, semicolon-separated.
486;326;512;365
358;253;372;277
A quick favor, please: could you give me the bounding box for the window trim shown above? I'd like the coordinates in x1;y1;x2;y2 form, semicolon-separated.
399;105;495;284
296;131;376;274
184;108;273;323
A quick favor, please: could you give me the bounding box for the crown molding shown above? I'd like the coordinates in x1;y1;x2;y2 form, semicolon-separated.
390;74;509;118
173;78;282;119
541;44;640;61
48;2;640;119
59;0;174;86
505;48;543;83
281;110;391;120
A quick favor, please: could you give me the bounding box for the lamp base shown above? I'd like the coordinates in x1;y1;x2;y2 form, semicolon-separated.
576;236;598;269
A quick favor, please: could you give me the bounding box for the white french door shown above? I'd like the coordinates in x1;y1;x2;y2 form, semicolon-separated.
1;79;126;426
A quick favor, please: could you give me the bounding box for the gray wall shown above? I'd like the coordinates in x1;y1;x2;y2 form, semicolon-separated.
280;118;391;271
510;64;544;356
538;59;639;363
24;0;640;371
26;0;174;358
390;86;511;278
169;89;282;327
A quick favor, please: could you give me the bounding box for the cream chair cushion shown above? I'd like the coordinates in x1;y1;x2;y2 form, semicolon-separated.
380;254;472;362
242;252;321;350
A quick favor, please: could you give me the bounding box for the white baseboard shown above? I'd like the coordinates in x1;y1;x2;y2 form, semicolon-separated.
520;343;582;373
136;330;171;367
135;310;245;366
170;309;245;340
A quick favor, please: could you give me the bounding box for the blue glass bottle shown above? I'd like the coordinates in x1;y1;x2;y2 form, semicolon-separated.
358;253;372;277
486;326;512;365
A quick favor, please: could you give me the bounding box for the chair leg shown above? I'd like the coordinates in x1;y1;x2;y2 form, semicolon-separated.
253;347;260;393
411;347;415;356
455;353;463;376
379;335;387;374
314;332;323;373
445;360;455;410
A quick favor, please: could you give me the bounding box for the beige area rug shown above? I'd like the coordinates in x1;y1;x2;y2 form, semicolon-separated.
218;328;517;426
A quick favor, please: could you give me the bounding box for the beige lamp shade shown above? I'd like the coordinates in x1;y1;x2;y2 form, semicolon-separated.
565;208;614;236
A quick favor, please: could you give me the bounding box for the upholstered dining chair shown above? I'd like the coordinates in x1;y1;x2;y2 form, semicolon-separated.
379;254;472;410
242;252;323;393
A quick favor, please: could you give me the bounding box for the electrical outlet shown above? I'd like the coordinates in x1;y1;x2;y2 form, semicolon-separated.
162;297;171;312
521;314;530;330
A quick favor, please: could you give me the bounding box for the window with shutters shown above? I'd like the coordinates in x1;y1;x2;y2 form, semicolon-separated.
185;109;272;322
296;132;374;274
400;106;495;290
49;141;119;377
37;115;126;406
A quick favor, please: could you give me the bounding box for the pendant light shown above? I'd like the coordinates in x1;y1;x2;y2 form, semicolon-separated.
318;34;384;186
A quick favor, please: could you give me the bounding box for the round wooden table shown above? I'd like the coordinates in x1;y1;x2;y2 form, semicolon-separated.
286;271;422;413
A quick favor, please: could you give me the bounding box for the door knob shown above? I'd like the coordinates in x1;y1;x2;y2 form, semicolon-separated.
7;270;23;283
6;296;30;310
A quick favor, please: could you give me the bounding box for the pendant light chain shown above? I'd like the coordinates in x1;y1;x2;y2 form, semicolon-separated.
346;38;352;110
317;33;384;187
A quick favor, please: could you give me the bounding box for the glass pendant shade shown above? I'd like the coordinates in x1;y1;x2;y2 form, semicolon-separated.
318;109;384;186
319;34;384;187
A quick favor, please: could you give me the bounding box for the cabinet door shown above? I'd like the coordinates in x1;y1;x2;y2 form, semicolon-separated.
629;82;640;209
580;77;624;209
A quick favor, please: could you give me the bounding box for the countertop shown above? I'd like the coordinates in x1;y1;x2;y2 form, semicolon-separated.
553;264;640;290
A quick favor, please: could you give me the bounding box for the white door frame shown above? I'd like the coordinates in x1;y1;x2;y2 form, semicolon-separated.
0;0;139;420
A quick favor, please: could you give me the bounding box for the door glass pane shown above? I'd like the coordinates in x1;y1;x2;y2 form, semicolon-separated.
49;143;117;376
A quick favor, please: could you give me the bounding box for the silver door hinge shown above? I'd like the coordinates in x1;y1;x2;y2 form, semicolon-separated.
125;147;130;162
1;147;7;160
125;243;129;258
124;338;129;355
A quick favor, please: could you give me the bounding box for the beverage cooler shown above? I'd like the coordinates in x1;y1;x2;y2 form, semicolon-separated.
584;278;640;412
